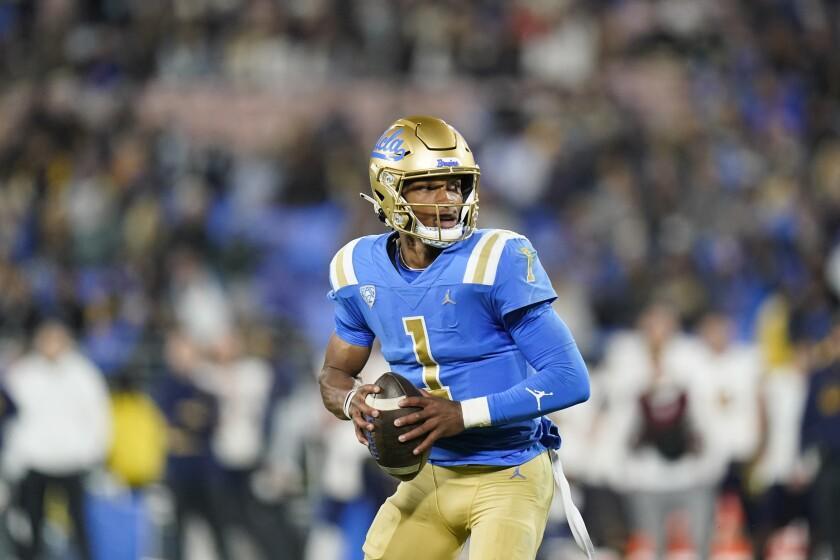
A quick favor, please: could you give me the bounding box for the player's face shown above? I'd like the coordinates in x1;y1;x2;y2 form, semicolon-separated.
401;177;464;229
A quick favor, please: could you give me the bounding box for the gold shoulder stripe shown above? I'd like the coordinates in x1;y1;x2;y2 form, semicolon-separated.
463;230;525;285
470;231;503;284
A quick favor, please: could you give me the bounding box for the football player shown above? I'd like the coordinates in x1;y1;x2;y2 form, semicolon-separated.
319;116;593;559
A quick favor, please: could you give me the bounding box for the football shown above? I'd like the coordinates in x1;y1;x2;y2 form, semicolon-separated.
363;372;429;481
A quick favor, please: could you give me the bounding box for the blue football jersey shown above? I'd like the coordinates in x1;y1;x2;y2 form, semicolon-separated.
328;229;558;466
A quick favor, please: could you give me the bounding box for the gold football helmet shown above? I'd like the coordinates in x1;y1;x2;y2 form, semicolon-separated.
362;115;480;248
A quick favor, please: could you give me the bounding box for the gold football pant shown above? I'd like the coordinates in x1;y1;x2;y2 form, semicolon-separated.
363;452;554;560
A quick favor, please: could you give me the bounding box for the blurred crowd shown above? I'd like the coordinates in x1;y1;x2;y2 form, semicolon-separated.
0;0;839;558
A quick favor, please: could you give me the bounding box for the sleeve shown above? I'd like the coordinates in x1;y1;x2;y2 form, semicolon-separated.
799;370;822;451
0;385;17;421
489;237;558;320
460;302;590;428
330;290;375;347
80;360;113;462
151;380;172;420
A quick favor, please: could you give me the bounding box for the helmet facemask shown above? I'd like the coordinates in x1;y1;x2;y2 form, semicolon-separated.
371;170;479;248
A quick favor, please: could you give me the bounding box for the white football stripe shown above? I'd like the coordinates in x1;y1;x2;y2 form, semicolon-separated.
365;394;405;411
342;238;359;285
329;237;362;290
329;252;340;291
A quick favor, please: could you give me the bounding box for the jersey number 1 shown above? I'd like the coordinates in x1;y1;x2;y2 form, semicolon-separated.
402;316;452;400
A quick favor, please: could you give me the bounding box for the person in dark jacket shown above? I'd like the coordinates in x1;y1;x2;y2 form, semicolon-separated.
800;323;840;560
154;330;228;560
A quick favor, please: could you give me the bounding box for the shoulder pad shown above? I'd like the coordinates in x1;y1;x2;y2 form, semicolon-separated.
462;229;525;285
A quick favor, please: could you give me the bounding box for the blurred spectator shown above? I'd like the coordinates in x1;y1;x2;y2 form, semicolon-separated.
549;369;631;555
107;373;168;490
799;323;840;560
697;312;764;498
169;249;233;349
200;330;298;559
604;303;726;559
154;330;227;560
201;331;272;474
750;374;809;558
3;320;111;560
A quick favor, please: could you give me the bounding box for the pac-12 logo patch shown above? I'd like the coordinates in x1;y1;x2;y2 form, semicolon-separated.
360;285;376;308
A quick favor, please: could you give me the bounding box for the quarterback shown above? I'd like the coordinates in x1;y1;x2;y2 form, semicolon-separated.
319;116;593;559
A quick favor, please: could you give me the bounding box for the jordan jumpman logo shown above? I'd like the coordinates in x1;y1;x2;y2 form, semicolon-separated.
509;466;527;480
525;387;553;412
442;289;456;305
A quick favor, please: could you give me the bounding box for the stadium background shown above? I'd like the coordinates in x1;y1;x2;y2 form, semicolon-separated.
0;0;839;559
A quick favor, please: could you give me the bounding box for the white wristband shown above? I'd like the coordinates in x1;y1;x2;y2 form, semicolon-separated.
461;397;491;429
342;388;358;420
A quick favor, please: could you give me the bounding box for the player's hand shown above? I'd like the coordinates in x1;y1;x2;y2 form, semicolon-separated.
394;390;465;456
349;384;382;446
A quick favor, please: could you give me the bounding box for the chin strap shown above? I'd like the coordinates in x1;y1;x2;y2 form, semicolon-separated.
414;221;462;248
419;236;456;249
550;450;594;559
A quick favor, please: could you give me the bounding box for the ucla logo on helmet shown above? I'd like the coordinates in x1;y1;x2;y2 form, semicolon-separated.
371;129;408;162
360;285;376;308
436;158;460;168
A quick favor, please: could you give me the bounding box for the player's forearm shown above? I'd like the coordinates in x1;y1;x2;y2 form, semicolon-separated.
462;303;590;428
318;365;359;419
486;352;589;424
319;333;372;419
